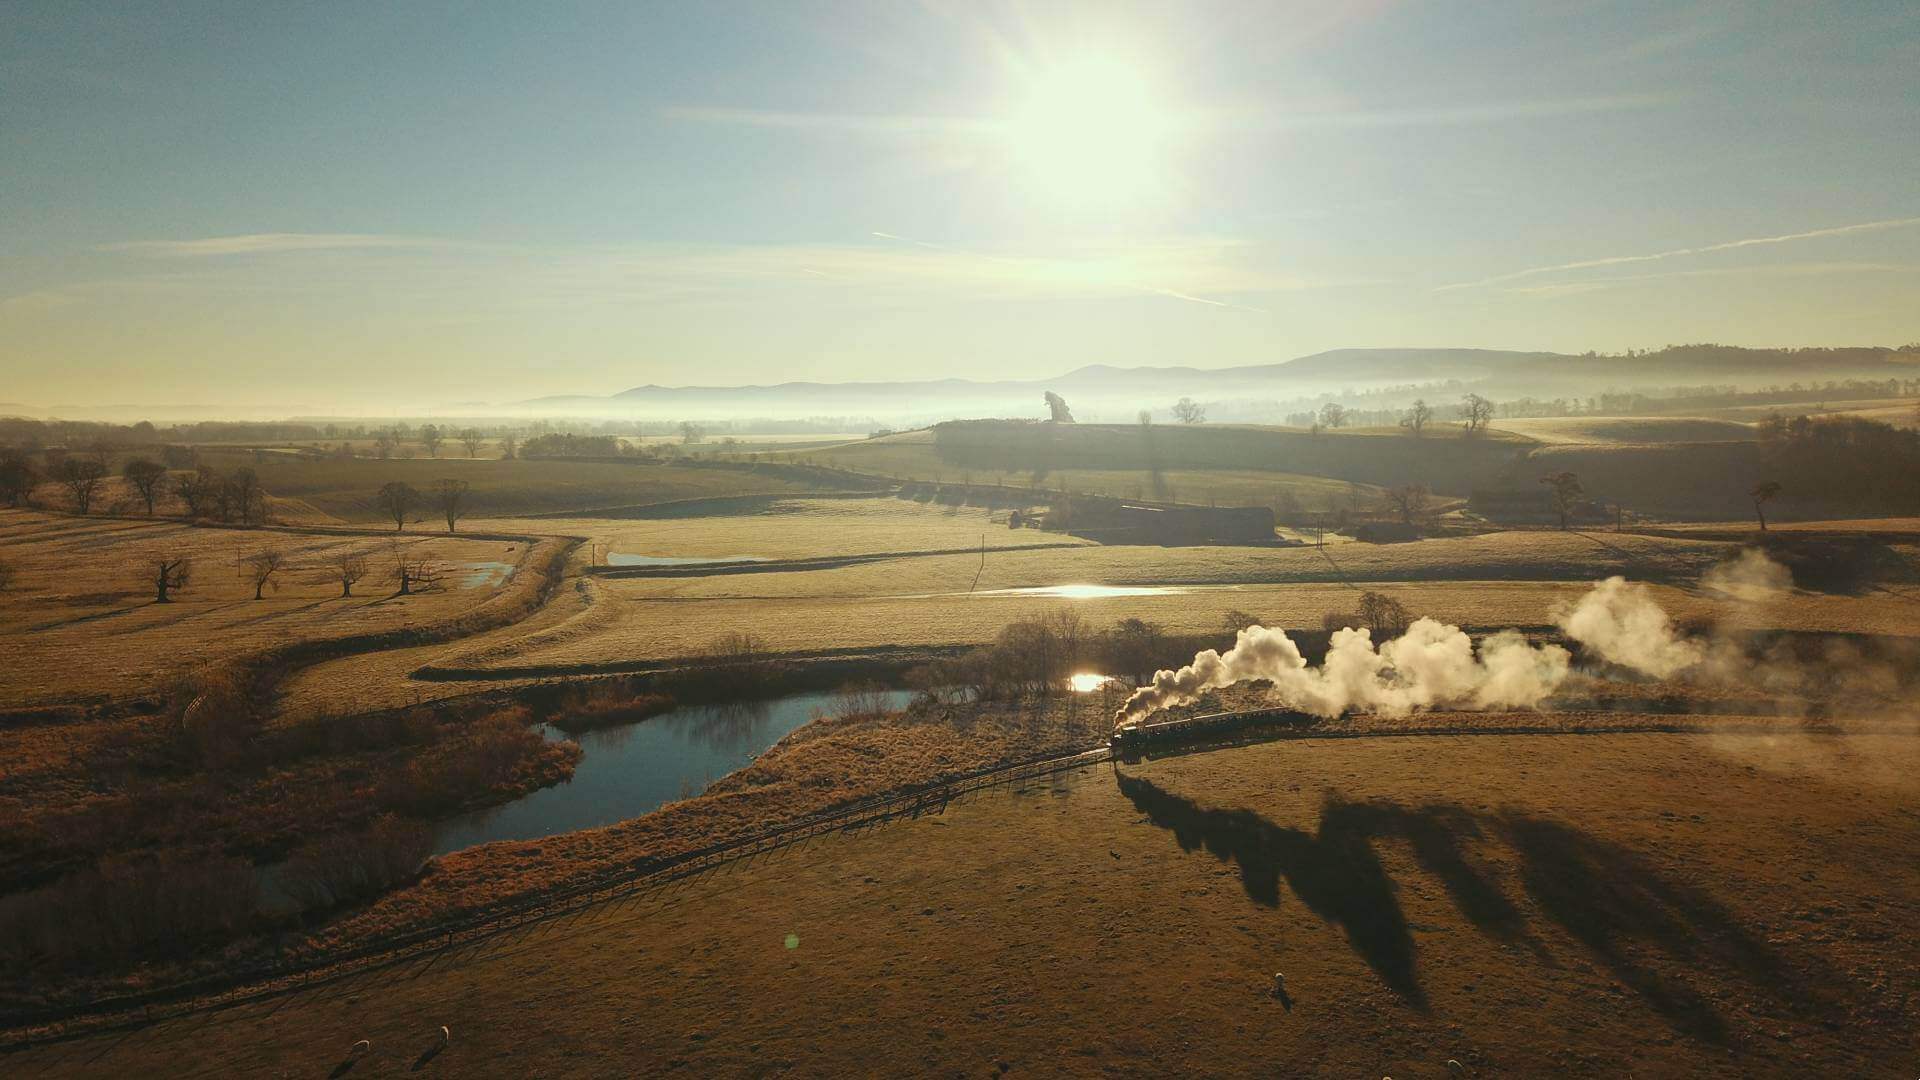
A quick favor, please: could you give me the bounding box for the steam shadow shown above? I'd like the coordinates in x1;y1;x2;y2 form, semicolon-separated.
1498;812;1820;1044
1116;774;1426;1008
25;604;143;633
1116;775;1833;1044
224;597;333;628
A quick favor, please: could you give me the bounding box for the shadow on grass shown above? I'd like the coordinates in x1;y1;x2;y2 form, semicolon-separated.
1116;774;1833;1043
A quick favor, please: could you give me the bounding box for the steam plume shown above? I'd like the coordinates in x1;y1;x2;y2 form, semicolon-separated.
1701;548;1793;602
1115;618;1570;726
1554;576;1702;678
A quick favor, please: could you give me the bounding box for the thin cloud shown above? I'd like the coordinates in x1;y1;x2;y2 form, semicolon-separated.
1231;93;1668;133
101;233;452;257
663;94;1663;142
1440;217;1920;291
868;230;1271;312
657;106;989;136
1507;260;1920;297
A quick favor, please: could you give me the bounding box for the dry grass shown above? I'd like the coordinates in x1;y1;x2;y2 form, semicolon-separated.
1489;415;1756;443
462;496;1090;563
426;528;1776;675
16;729;1916;1076
182;451;829;523
804;423;1531;500
0;510;543;707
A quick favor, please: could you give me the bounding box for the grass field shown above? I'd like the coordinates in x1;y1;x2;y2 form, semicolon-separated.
415;526;1918;678
178;452;831;524
463;496;1091;563
803;424;1528;500
0;510;544;707
1490;415;1756;443
18;729;1914;1077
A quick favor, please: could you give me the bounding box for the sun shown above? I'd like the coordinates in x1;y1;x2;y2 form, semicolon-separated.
1000;54;1176;206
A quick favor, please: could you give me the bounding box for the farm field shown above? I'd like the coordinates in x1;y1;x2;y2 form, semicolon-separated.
178;453;833;524
411;524;1920;678
0;510;549;707
804;427;1469;504
463;495;1092;563
18;729;1916;1078
1489;415;1756;443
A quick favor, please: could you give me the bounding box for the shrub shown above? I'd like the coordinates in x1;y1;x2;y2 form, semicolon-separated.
831;681;897;720
0;851;258;971
170;668;262;769
278;814;434;913
550;685;677;734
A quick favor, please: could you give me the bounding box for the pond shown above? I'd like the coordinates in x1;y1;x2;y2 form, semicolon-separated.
457;560;518;588
967;584;1192;599
604;552;767;567
429;687;915;855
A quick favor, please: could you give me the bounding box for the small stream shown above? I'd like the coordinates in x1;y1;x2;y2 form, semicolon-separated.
429;688;915;855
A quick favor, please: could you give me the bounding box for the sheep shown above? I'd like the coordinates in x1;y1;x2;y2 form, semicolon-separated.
439;1025;452;1044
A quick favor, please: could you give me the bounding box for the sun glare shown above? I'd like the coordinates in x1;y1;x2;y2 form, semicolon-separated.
1001;54;1175;206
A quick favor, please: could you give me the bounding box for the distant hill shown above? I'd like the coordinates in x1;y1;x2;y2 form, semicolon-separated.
519;345;1919;421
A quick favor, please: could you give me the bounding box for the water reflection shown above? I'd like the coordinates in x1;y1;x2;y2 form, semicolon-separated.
430;688;913;855
457;561;516;588
605;552;766;567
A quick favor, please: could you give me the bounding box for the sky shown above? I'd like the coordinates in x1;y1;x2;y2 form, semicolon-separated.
3;0;1918;412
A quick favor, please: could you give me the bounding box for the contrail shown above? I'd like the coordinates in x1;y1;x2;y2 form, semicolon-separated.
1437;216;1920;292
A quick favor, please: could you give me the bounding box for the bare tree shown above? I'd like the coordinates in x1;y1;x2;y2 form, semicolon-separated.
218;467;265;524
1399;399;1433;437
121;459;168;515
376;481;418;532
1356;592;1410;640
430;478;470;533
1317;402;1349;429
1103;617;1163;685
391;543;443;596
460;428;484;458
332;551;369;597
1460;393;1494;435
0;451;42;508
1539;471;1584;530
419;424;443;458
500;434;517;460
56;457;107;515
173;465;220;518
680;421;705;445
149;556;191;603
1750;480;1781;532
1384;483;1430;526
374;429;398;460
244;548;286;600
1136;409;1152;427
1172;397;1206;424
